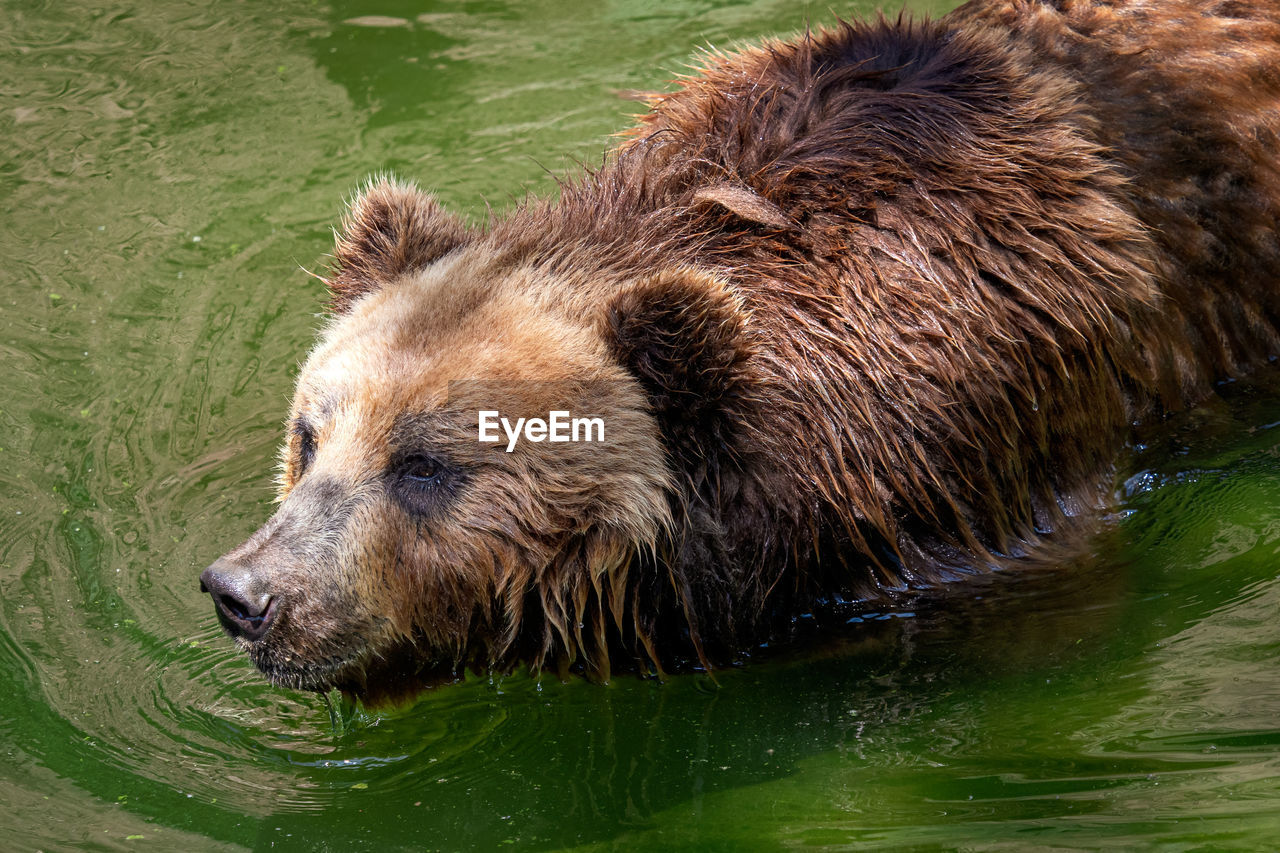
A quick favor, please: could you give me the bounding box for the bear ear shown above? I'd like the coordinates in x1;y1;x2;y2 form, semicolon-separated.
605;268;753;448
325;177;472;313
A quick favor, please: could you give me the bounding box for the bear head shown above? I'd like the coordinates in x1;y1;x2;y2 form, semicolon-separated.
200;178;755;703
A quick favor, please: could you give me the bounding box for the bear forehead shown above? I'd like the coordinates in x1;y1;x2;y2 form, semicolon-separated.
298;258;622;415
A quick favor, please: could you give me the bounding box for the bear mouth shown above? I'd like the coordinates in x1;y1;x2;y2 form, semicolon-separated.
242;640;354;693
243;637;464;703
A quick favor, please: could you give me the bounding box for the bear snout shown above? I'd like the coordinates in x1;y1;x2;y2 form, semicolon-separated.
200;559;277;642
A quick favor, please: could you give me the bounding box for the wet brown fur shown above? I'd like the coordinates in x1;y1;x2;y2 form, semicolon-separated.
209;0;1280;703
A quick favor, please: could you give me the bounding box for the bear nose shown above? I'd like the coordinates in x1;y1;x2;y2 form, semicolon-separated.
200;560;277;641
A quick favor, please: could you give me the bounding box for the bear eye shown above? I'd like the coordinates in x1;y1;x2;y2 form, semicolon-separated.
295;420;317;475
401;454;443;484
390;453;457;518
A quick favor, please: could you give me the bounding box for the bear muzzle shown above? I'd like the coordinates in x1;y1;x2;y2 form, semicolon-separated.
200;558;278;642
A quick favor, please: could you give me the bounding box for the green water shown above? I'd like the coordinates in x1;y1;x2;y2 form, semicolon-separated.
3;0;1280;849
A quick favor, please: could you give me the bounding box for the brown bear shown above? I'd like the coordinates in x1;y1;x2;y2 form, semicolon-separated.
201;0;1280;704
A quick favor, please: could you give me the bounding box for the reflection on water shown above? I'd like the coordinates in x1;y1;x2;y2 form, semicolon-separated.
2;0;1279;849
